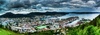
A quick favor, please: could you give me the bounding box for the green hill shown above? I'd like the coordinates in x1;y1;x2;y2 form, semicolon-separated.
0;28;23;35
90;15;100;26
67;15;100;35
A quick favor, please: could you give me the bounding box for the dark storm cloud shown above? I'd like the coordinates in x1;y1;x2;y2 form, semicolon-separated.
0;0;100;11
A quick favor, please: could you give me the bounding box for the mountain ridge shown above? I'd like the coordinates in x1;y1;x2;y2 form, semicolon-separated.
0;12;100;18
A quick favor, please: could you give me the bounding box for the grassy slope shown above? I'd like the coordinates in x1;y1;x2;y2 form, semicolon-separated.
0;28;23;35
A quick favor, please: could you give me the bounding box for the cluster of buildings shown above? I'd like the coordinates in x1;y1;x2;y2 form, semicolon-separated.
0;15;91;33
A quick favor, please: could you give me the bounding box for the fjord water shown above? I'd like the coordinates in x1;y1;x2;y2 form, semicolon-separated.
60;14;99;20
0;7;99;20
1;13;99;26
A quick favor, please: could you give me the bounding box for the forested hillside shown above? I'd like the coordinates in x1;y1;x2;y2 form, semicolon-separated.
67;15;100;35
